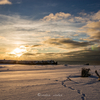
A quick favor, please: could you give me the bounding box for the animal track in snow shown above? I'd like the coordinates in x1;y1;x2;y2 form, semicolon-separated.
68;87;75;90
81;93;86;100
61;78;86;100
63;85;66;87
77;90;80;94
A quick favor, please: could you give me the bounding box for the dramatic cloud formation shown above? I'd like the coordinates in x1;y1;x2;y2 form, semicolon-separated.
0;0;12;5
0;8;100;61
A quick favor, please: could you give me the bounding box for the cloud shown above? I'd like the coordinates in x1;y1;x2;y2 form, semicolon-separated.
0;14;48;44
79;12;87;16
31;44;42;47
77;10;100;40
23;53;37;56
0;36;6;40
0;0;12;5
92;10;100;20
86;28;100;39
73;34;79;36
24;44;42;48
80;21;100;39
91;32;100;39
79;37;100;43
43;38;93;49
68;10;100;23
84;21;100;29
0;13;80;45
42;12;71;21
66;48;100;61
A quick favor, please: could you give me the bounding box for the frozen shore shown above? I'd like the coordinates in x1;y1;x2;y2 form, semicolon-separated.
0;64;100;100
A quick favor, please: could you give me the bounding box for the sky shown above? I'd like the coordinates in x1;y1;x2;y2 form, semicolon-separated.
0;0;100;61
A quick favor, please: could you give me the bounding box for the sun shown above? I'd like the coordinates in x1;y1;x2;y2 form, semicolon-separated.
10;46;26;57
13;48;21;54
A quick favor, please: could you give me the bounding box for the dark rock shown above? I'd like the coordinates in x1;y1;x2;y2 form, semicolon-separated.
84;63;89;65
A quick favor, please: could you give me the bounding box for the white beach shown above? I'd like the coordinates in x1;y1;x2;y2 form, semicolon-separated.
0;64;100;100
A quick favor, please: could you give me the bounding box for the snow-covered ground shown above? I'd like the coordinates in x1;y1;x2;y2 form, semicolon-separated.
0;64;100;100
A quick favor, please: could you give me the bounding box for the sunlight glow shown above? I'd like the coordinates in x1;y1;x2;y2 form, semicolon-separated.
14;48;21;54
10;46;27;57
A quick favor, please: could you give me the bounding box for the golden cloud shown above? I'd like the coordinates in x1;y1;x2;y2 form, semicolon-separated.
80;21;100;39
0;36;6;40
84;21;100;29
42;12;71;21
92;10;100;20
0;0;12;5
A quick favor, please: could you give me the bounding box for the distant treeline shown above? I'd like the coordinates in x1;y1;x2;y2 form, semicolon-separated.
0;60;57;65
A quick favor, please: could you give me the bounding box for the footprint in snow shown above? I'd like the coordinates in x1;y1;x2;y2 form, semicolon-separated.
68;87;75;90
82;93;85;97
62;81;64;85
81;97;84;100
63;85;66;87
77;90;80;94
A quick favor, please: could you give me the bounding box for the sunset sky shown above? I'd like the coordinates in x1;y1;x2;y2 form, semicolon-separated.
0;0;100;61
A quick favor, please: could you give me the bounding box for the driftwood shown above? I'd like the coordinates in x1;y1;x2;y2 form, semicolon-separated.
95;70;100;81
95;70;100;77
81;68;91;77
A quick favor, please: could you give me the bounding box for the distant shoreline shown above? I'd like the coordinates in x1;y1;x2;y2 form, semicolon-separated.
0;60;100;65
0;60;57;65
